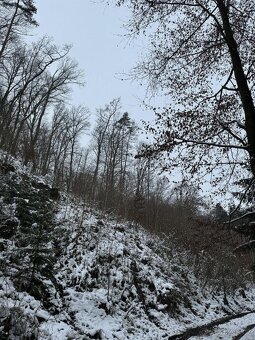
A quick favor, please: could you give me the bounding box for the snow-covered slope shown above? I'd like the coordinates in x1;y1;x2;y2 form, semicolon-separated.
0;153;255;339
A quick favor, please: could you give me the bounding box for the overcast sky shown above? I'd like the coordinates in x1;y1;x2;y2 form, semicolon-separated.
33;0;163;128
32;1;214;197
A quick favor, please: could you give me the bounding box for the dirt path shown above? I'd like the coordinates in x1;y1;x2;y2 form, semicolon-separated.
168;311;255;340
233;323;255;340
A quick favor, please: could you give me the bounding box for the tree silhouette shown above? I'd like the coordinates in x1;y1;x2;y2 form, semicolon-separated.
115;0;255;194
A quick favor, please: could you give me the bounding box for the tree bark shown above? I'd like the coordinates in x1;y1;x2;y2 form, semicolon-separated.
217;0;255;176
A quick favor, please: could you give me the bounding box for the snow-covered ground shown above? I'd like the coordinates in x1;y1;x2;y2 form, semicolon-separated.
242;327;255;340
1;152;255;339
190;313;255;339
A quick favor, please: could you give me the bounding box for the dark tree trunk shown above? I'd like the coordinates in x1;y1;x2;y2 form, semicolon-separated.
217;0;255;176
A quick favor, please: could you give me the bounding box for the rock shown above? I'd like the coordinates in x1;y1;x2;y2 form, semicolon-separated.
116;225;125;232
0;218;19;238
31;181;60;200
31;181;49;190
50;187;60;200
1;163;15;174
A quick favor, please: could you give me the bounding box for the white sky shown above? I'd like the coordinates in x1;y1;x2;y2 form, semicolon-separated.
33;0;164;130
32;1;216;199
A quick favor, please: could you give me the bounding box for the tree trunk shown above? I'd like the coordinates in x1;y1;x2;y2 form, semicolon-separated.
0;0;20;61
217;0;255;176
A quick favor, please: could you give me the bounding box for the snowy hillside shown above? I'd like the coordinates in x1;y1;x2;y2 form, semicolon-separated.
0;153;255;340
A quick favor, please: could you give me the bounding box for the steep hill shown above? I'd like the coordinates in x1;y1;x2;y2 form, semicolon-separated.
0;152;254;339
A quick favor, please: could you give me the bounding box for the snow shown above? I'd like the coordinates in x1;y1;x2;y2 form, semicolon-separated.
40;321;75;340
242;328;255;340
190;313;255;339
1;152;255;339
47;200;255;339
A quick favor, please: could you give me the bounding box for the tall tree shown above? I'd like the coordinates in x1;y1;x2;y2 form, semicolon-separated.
0;0;37;61
114;0;255;194
116;112;137;200
66;105;90;192
90;99;120;200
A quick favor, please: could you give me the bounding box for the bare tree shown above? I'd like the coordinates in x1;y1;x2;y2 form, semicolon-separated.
39;103;68;175
90;99;120;200
66;105;90;192
114;0;255;194
0;0;37;61
102;110;136;207
0;35;84;168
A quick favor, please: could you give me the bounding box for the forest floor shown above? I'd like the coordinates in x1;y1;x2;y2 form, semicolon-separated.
1;152;255;339
169;311;255;339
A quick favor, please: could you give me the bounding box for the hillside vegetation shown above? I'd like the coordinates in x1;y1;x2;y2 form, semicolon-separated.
1;2;255;339
0;153;255;339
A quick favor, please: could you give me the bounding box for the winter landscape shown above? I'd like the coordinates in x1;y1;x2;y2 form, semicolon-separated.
1;1;255;339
